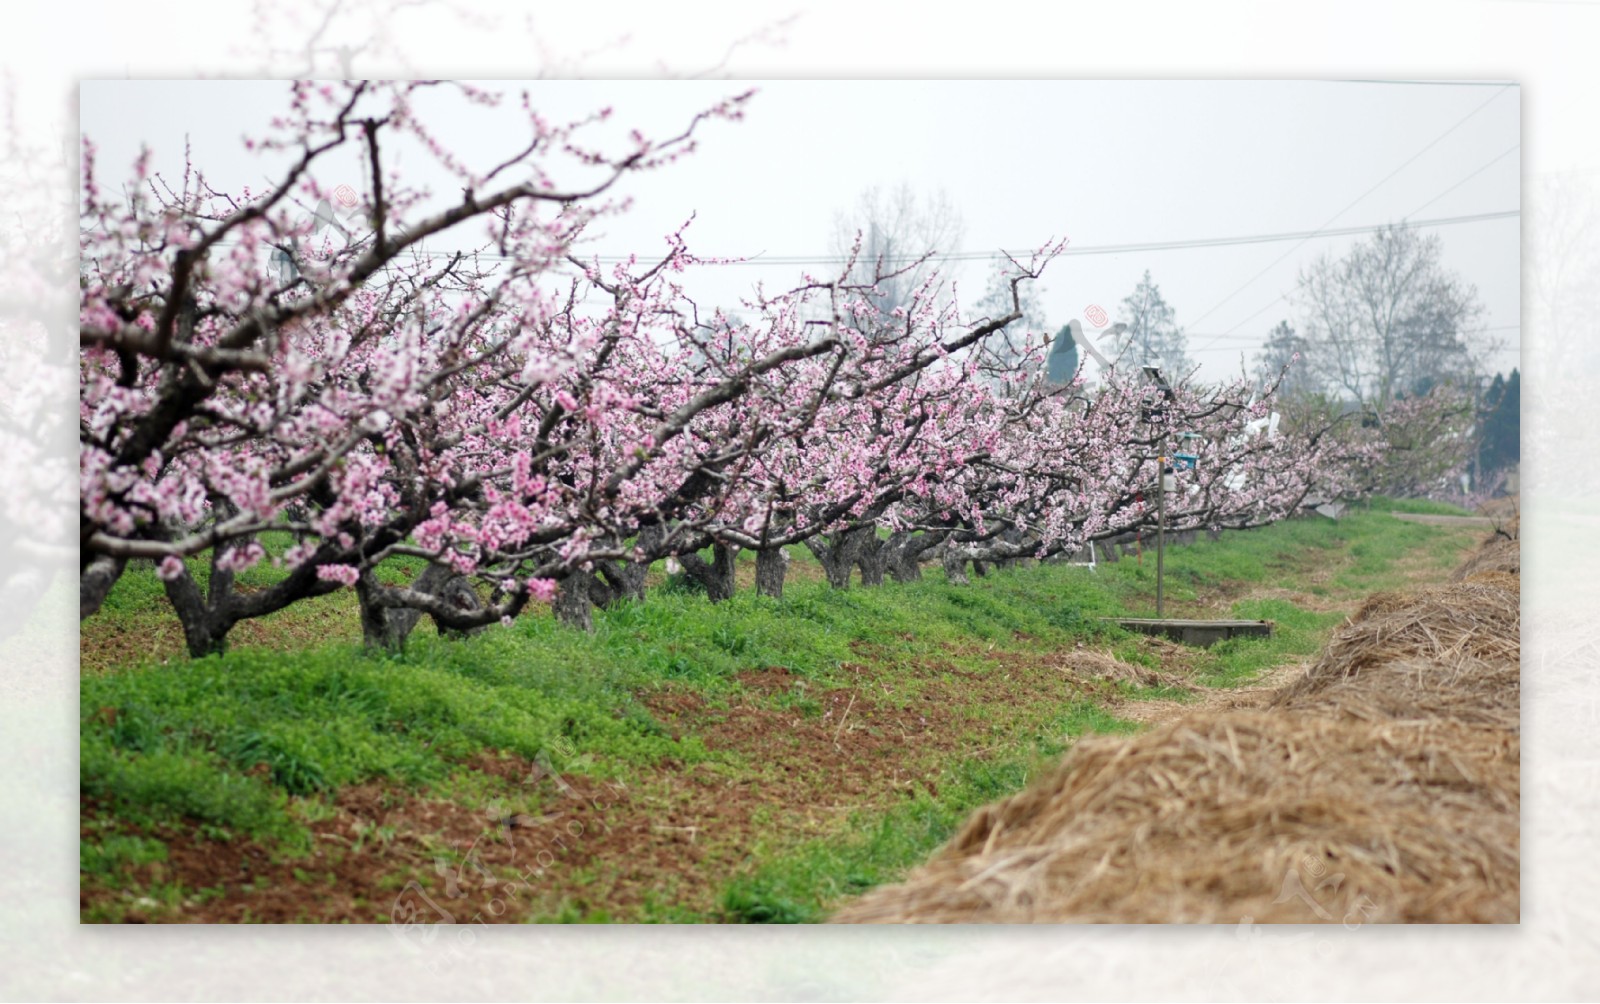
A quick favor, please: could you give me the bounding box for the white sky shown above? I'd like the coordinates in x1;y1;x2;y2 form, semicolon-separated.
81;77;1521;383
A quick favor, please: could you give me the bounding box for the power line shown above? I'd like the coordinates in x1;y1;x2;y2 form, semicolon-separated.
1182;83;1515;337
215;208;1519;272
1405;143;1521;220
1191;142;1523;354
534;209;1516;266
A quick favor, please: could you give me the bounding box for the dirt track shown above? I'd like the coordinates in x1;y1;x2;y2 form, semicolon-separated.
1390;512;1496;528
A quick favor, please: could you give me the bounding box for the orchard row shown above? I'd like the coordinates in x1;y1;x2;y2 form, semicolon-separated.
78;82;1459;656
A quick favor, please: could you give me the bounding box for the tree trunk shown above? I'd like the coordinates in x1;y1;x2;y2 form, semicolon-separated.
941;545;971;586
356;562;477;651
886;530;945;582
161;561;231;658
80;554;128;620
613;525;663;603
754;546;788;599
357;568;412;652
805;527;871;590
855;531;888;586
554;571;594;631
677;542;737;602
433;574;487;637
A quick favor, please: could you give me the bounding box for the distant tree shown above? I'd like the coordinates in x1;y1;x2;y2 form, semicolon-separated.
971;263;1050;391
1477;368;1520;476
1293;224;1490;412
1253;320;1316;398
831;182;964;322
1115;270;1191;378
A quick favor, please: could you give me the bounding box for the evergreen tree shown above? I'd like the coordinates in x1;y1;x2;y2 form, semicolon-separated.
1253;320;1316;398
1477;368;1520;475
1116;270;1191;378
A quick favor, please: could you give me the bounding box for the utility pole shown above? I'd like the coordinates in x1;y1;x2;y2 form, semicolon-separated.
1139;364;1175;620
1156;457;1166;617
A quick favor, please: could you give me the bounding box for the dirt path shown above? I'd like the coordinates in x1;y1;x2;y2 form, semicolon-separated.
1390;512;1495;528
1116;660;1305;727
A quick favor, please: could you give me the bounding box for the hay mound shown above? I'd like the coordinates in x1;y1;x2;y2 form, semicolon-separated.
832;711;1518;924
1461;570;1520;592
1275;655;1519;729
1279;579;1518;685
1452;536;1520;581
1058;649;1188;692
1270;579;1519;727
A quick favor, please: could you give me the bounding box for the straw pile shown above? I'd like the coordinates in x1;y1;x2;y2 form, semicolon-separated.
1058;649;1189;692
1270;578;1520;729
833;712;1517;923
1451;533;1519;580
833;518;1520;924
1453;509;1519;581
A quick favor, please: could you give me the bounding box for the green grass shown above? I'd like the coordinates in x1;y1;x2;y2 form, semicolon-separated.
81;507;1479;922
1195;598;1344;687
1088;507;1471;615
1365;494;1475;516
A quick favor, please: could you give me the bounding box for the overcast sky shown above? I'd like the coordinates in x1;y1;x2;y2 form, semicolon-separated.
81;78;1521;382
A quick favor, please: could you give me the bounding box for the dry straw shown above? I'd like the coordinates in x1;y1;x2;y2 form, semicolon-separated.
1271;577;1520;729
833;517;1521;924
1452;514;1519;581
833;712;1518;923
1057;648;1188;692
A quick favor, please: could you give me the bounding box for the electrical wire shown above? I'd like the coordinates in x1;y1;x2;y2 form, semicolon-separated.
1188;138;1523;357
1181;83;1515;333
338;208;1517;267
1405;143;1521;220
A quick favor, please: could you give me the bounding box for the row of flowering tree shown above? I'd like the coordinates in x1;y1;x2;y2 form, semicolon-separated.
79;81;1393;657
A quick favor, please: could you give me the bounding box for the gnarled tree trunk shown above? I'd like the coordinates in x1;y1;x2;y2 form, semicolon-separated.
885;530;945;583
554;571;596;630
161;560;233;658
805;526;873;590
357;561;485;651
855;531;888;586
941;542;972;586
610;525;663;603
678;542;737;602
754;546;788;599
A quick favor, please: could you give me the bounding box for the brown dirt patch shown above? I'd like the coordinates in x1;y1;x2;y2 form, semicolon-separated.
86;644;1101;923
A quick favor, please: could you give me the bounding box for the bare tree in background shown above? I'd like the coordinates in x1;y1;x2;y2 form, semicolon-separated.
831;182;965;322
1293;224;1491;413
